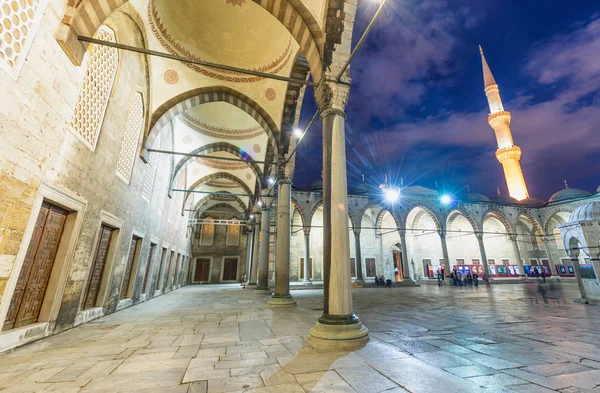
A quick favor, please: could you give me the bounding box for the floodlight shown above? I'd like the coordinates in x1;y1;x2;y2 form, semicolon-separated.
293;128;303;138
384;188;400;203
440;194;452;205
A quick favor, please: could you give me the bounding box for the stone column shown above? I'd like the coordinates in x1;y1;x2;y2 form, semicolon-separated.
476;233;490;275
245;228;253;284
309;78;368;348
255;207;272;293
570;249;588;301
509;235;525;276
399;229;411;280
268;177;296;306
438;229;451;275
248;219;260;286
353;229;365;285
303;230;312;284
543;236;556;269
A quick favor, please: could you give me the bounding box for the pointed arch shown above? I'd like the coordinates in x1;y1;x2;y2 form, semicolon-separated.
193;193;248;214
482;208;513;235
291;198;306;230
407;205;442;231
446;208;478;234
184;172;253;207
171;142;263;193
143;86;279;163
517;211;543;235
57;0;323;81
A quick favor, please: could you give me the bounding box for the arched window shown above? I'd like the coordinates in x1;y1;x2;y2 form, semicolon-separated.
116;92;144;183
200;217;215;246
0;0;48;78
142;134;160;202
70;24;118;151
226;219;241;246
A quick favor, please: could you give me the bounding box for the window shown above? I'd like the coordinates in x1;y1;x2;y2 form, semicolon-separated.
200;217;215;246
456;259;465;264
71;25;118;151
226;220;241;246
501;259;510;265
116;92;144;183
366;258;376;277
0;0;48;78
472;259;480;265
120;236;141;300
142;135;160;202
485;259;493;265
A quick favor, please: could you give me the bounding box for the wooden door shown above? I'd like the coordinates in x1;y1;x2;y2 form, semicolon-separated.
83;225;114;309
222;258;238;281
393;252;403;281
164;251;174;291
350;258;356;277
142;244;155;294
173;254;180;288
156;248;167;290
4;202;68;330
366;258;376;277
194;258;210;282
120;237;138;299
300;258;313;279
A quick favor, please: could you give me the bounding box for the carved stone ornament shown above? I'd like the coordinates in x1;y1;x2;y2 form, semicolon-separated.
314;77;350;115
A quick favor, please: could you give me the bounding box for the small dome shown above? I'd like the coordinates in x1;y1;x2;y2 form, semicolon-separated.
569;201;600;223
490;195;519;205
519;197;546;207
549;188;591;203
306;179;323;191
464;193;490;202
402;186;439;196
350;183;371;195
596;185;600;193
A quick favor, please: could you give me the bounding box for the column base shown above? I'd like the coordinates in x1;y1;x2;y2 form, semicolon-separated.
253;287;272;294
267;294;296;307
246;283;258;288
308;316;369;350
353;279;365;287
302;280;313;285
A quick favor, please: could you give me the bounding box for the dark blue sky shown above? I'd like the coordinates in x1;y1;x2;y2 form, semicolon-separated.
293;0;600;200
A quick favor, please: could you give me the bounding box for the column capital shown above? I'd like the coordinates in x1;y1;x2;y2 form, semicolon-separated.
509;234;519;242
353;228;361;236
398;228;407;236
303;228;311;236
315;76;350;116
437;228;446;238
260;206;272;213
475;232;484;240
278;178;293;186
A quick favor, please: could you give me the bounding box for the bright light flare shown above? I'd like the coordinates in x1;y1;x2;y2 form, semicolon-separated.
440;194;453;205
384;188;400;203
293;128;303;138
256;200;263;207
249;214;254;220
267;177;275;185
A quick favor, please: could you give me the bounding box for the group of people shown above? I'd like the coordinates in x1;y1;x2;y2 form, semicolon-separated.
437;267;491;288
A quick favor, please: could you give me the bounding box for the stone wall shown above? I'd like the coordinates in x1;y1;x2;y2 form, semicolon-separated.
0;1;191;340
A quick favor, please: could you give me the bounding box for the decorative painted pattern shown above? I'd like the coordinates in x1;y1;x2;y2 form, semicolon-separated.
205;179;240;189
245;173;253;180
163;69;179;84
252;144;261;153
148;0;292;83
195;157;248;171
264;88;277;101
225;0;245;5
181;112;263;140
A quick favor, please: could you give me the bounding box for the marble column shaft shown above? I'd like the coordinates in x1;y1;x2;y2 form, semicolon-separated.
353;230;364;282
249;221;260;285
571;252;588;300
303;232;311;283
399;229;410;279
510;235;525;275
271;178;294;301
543;238;556;268
476;234;490;274
256;207;271;291
439;230;451;275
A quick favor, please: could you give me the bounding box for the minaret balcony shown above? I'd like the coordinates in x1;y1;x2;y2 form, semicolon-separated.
495;145;522;163
488;111;511;127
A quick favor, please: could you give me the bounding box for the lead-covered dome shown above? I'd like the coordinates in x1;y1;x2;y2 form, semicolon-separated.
569;201;600;223
549;188;592;203
519;198;546;207
464;193;490;202
490;195;518;205
306;179;323;192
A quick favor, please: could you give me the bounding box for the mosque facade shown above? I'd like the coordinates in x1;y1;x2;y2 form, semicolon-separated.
0;0;599;353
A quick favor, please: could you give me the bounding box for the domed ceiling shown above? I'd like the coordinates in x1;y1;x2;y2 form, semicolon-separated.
181;102;263;140
149;0;294;82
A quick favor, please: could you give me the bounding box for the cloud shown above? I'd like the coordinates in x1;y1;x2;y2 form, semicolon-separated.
348;15;600;198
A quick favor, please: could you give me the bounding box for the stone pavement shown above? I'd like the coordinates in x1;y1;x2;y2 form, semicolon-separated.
1;283;599;393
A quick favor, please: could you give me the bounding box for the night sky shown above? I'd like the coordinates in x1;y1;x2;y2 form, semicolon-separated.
293;0;600;200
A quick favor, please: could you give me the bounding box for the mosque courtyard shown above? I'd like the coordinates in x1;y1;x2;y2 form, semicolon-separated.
0;283;598;393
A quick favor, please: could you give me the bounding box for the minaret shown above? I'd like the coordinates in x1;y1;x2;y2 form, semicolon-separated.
480;46;529;200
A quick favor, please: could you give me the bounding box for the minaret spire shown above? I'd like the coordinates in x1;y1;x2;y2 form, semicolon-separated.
481;47;529;201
